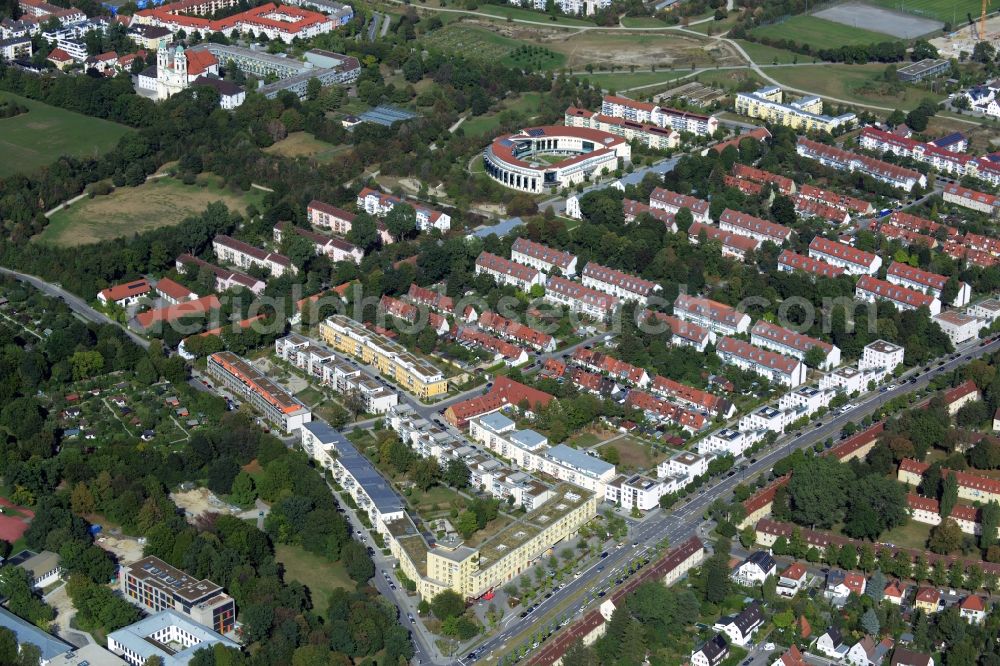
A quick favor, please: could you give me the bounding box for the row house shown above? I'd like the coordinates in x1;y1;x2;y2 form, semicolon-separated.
475;251;544;290
405;283;477;323
379;296;450;336
600;95;719;136
943;182;998;216
855;275;941;316
777;249;845;279
307;199;393;245
622;199;677;231
478;311;556;352
859;126;975;177
212;235;295;277
356;186;451;232
643;311;713;351
175;254;266;295
651;375;735;418
511;237;578;276
965;231;1000;257
886;261;971;307
674;294;751;336
723;175;766;197
698;427;764;458
543;275;619;320
688;222;762;261
273;222;363;264
572;348;649;387
716;336;808;387
581;261;661;305
457;328;529;366
898;458;1000;505
751;320;840;369
731;164;795;195
569;366;619;397
649;187;710;223
718;208;793;245
808;236;881;275
906;493;980;536
879;224;938;248
796;137;927;192
797;183;874;215
625;389;706;433
155;277;197;305
887;210;959;240
792;194;851;225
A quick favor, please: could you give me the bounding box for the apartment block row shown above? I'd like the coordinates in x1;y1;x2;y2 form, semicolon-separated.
564;106;681;151
206;351;312;433
272;222;363;264
212;234;296;278
688;222;762;262
735;86;856;133
307;199;394;245
356;186;451;232
797;137;927;192
600;94;718;136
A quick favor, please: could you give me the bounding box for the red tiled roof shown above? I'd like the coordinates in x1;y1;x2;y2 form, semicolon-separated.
731;163;794;194
186;48;217;76
793;194;850;224
650;187;709;215
778;250;844;278
99;279;151;303
752;320;832;354
809;236;878;268
512;237;576;270
479;311;553;351
573;348;647;384
547;275;619;312
857;275;937;309
719;208;792;242
622;199;676;226
674;294;746;327
742;475;790;515
651;375;725;413
887;262;950;291
960;595;985;611
136;294;221;330
582;262;658;297
945;183;999;209
689;222;761;253
797;184;872;214
824;422;884;460
379;295;418;322
844;573;866;595
711;127;771;153
476;251;540;284
945;379;979;405
155;277;194;302
777;645;806;666
782;562;807;581
458;328;525;362
625;389;705;430
724;175;765;196
717;336;801;374
915;586;940;603
643;311;710;345
47;47;72;61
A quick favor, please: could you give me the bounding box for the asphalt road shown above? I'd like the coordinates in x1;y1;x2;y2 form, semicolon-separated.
465;335;1000;665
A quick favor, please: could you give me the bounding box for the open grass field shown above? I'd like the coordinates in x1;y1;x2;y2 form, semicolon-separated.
408;484;468;516
683;13;740;34
276;544;356;615
547;32;726;70
619;16;670;27
761;63;945;109
878;519;931;551
863;0;976;25
461;91;544;136
736;40;808;65
600;435;666;472
39;173;265;246
473;4;595;25
751;15;896;49
263;131;350;162
0;92;132;179
585;69;693;92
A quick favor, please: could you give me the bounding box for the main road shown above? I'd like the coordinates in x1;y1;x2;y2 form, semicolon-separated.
466;334;1000;665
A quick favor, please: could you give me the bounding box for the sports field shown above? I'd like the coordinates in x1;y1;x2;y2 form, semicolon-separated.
39;174;265;246
0;92;132;178
813;2;942;38
861;0;977;25
751;15;896;49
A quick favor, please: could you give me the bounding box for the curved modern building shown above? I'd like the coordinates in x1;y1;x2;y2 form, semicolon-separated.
483;126;630;193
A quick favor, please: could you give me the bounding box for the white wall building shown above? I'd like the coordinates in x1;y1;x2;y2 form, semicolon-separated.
860;339;905;372
581;262;661;305
674;294;751;336
933;311;982;345
717;337;808;388
511;237;578;276
475;251;545;291
808;236;881;275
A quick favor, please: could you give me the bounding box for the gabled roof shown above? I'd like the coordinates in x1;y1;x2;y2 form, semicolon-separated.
717;337;802;374
582;262;658;296
718;208;792;241
99;279;151;303
782;562;807;581
689;222;762;253
476;251;540;284
777;645;806;666
856;275;937;309
511;237;576;270
778;249;845;278
674;294;747;326
914;586;940;604
960;595;985;612
809;236;878;268
752;320;832;354
650;187;709;214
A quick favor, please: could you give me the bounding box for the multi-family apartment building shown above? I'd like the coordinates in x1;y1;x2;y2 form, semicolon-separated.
943;183;998;216
796;137;926;192
718;208;793;245
859;126;976;177
510;237;578;276
886;261;971;307
307;199;357;235
643;311;713;351
797;184;874;215
885;210;959;240
605;474;668;511
739;404;794;435
855;275;942;315
571;348;649;387
600;94;718;136
735;86;855;132
133;0;337;43
650;187;711;223
778;384;834;417
673;294;751;336
968;298;1000;323
859;339;904;372
458;328;529;366
698;427;765;458
207;352;312;432
625;389;707;432
581;262;661;305
792;195;851;225
273;222;363;264
544;275;620;320
318;315;449;398
356;186;451;232
475;251;544;291
212;234;295;277
657;450;710;487
731;164;795;195
688;223;762;261
716;337;807;387
175;254;266;295
622;199;677;230
564;107;681;151
478;311;555;352
933;310;982;345
808;236;881;275
120;556;236;635
750;320;840;369
651;375;735;418
777;249;845;279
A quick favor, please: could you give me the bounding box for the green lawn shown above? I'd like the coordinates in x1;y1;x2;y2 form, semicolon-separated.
751;15;897;49
263;132;350;162
683;13;740;34
501;44;566;71
39;173;265;246
879;519;931;551
762;63;944;109
585;69;694;92
276;544;357;615
0;92;132;178
461;91;545;137
294;386;324;408
864;0;979;24
567;432;602;449
473;4;596;25
407;484;467;515
620;16;670;27
736;40;808;65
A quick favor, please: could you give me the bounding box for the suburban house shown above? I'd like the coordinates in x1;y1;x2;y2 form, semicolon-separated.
846;635;894;666
98;279;151;307
890;647;934;666
691;634;729;666
959;595;986;624
914;587;941;614
713;601;763;647
816;626;848;660
777;562;808;597
730;551;776;586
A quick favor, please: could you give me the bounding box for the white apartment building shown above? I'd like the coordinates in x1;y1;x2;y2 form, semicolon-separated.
544;275;620;321
537;444;617;497
600;95;718;136
657;450;710;486
644;312;713;351
751;320;840;370
933;310;982;345
475;251;544;291
649;187;711;223
673;294;751;336
778;385;834;417
510;237;578;276
212;234;296;277
698;428;764;458
819;365;887;394
357;187;451;232
943;183;998;216
739;405;792;434
808;236;881;275
856;275;941;316
797;137;927;192
716;337;808;388
859;339;905;372
887;262;971;307
968;298;1000;324
273;222;363;264
605;474;667;511
581;262;661;305
718;209;793;246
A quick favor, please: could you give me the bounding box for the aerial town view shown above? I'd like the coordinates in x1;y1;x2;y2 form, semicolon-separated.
3;0;1000;662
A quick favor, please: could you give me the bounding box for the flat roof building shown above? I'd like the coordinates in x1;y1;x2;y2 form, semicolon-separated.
206;352;312;433
107;609;239;666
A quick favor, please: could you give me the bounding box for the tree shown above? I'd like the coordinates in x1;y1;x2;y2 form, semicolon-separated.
347;211;378;250
843;475;908;540
444;459;470;489
788;456;851;528
341;540;374;583
981;501;1000;551
385;203;417;240
206;458;240;495
230;471;257;506
940;472;958;520
861;608;880;636
675;207;693;234
956;401;989;429
402;55;424;82
430;590;465;621
972;40;996;64
770;195;796;227
804;345;827;369
457;510;478;538
305;76;322;101
867;569;886;601
839;545;858;571
929;518;964;554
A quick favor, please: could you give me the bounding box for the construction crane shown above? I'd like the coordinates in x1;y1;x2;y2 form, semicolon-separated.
982;0;990;42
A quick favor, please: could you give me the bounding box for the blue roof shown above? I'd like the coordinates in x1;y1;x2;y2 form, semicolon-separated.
302;421;404;514
107;610;238;666
467;217;524;239
932;132;966;147
478;412;515;431
0;608;70;661
510;429;547;450
544;444;615;477
358;104;418;127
